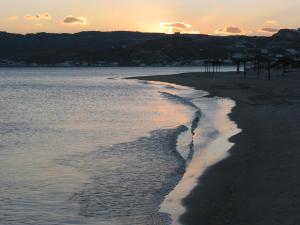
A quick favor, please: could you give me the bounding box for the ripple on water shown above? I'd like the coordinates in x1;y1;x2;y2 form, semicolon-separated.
59;126;188;225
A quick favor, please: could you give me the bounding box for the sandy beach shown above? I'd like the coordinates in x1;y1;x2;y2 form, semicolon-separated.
135;70;300;225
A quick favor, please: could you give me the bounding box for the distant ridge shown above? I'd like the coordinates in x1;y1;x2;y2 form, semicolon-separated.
272;29;300;41
0;30;299;66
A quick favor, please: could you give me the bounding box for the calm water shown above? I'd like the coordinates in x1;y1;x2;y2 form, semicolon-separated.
0;67;233;225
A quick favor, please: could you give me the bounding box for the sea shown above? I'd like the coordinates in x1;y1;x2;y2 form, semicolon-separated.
0;67;238;225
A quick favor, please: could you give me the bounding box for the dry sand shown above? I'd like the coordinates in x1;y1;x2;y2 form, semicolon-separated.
134;70;300;225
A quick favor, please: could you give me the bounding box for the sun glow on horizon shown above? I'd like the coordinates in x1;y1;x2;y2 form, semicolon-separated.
1;0;299;35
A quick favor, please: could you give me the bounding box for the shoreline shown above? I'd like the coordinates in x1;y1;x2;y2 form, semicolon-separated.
139;79;240;225
160;94;240;225
132;71;300;225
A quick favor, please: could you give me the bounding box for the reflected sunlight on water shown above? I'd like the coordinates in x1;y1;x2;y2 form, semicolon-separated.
0;67;210;225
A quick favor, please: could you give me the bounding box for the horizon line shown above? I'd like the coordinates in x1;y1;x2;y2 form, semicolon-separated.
0;29;292;37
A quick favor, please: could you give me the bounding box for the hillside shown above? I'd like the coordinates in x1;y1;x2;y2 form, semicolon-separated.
0;29;299;66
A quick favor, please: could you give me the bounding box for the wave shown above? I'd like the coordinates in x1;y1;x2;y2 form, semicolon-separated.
55;86;203;225
159;91;202;162
159;91;199;110
57;125;190;225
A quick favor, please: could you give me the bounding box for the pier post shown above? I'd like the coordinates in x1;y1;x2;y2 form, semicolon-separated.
243;61;247;78
257;60;260;79
268;61;271;80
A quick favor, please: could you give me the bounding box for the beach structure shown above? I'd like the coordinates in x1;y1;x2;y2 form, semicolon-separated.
232;53;248;77
204;60;222;76
273;58;297;76
251;55;272;79
202;45;299;80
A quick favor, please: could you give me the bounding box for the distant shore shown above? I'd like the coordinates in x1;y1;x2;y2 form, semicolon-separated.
1;29;300;68
0;64;235;68
134;70;300;225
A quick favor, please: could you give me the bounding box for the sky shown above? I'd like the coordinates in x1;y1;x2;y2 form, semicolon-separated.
1;0;300;36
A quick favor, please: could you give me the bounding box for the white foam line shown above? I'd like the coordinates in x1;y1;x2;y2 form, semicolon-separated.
159;94;241;225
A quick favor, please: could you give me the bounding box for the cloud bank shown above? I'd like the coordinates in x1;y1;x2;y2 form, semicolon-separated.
25;13;51;20
160;22;199;34
215;26;243;35
260;27;279;33
62;16;88;25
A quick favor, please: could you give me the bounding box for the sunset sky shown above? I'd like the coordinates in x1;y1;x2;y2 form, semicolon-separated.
1;0;300;35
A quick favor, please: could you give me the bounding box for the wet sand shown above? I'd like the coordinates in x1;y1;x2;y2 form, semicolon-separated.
134;70;300;225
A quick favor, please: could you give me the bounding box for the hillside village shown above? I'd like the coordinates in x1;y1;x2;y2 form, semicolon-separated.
0;29;299;67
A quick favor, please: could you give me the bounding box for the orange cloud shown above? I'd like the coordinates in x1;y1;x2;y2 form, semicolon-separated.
160;22;199;34
62;16;88;25
259;27;279;33
215;26;243;35
25;13;52;20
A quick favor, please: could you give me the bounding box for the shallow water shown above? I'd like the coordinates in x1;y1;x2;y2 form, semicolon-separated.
160;96;241;225
0;67;235;225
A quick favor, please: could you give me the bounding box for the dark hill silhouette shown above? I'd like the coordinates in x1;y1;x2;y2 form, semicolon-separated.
272;29;300;42
0;30;299;66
